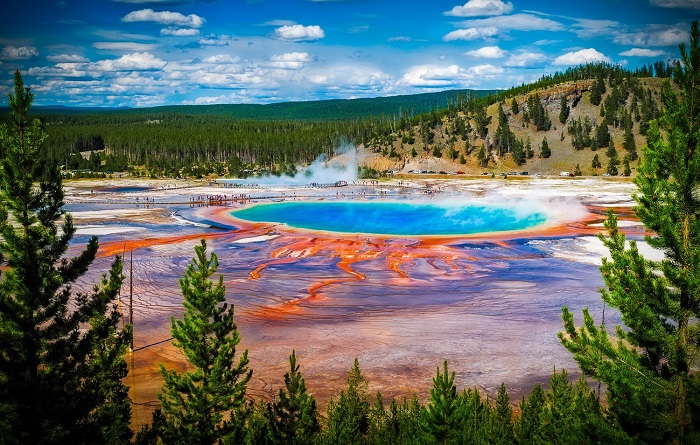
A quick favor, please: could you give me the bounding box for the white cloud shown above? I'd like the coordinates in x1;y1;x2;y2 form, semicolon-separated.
613;24;689;47
400;64;493;88
533;39;559;46
443;27;498;42
122;9;205;28
552;48;611;66
618;48;666;57
464;45;506;58
1;45;39;60
274;24;325;42
456;13;564;32
571;19;619;38
650;0;700;9
389;36;413;42
161;28;200;36
93;52;167;71
197;34;235;46
445;0;513;17
202;54;241;64
505;51;548;67
269;52;314;69
262;19;297;27
93;42;159;51
46;54;90;63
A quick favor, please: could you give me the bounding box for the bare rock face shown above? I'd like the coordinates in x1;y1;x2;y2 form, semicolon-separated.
514;80;594;113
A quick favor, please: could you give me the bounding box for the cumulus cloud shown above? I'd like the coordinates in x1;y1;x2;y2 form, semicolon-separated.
456;13;564;32
122;9;205;28
400;64;501;88
274;24;325;41
1;46;39;60
93;52;167;71
552;48;611;66
443;27;498;42
464;45;506;58
650;0;700;8
46;54;90;63
618;48;666;57
93;42;159;51
614;24;689;47
444;0;513;17
161;27;200;36
269;52;314;69
202;54;241;64
504;50;548;67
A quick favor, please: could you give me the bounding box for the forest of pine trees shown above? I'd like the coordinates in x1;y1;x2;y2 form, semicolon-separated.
1;21;699;445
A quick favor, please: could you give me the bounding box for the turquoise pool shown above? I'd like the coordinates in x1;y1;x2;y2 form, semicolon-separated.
230;201;547;236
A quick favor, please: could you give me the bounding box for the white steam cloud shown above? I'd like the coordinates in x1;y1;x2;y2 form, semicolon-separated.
221;142;358;186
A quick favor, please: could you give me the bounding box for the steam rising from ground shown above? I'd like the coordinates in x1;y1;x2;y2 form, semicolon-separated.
221;142;359;186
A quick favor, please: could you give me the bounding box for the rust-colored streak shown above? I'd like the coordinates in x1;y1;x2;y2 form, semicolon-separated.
98;232;228;258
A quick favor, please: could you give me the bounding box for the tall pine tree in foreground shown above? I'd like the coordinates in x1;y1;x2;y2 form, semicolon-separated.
0;71;132;444
269;350;320;445
560;21;700;444
153;240;252;445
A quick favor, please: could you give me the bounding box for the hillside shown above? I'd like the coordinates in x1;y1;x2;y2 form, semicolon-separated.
359;74;665;177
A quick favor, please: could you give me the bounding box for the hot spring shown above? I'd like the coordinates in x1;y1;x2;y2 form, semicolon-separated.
230;201;548;236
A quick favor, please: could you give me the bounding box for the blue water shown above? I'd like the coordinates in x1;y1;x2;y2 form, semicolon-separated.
230;201;547;236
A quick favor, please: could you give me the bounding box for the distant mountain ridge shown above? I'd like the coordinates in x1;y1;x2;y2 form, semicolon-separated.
4;89;495;121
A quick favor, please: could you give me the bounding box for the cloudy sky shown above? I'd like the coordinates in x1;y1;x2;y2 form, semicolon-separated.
1;0;698;107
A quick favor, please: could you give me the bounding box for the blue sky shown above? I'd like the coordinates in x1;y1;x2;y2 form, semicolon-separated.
1;0;698;107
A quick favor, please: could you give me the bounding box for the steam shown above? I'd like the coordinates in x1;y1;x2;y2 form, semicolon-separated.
220;142;359;186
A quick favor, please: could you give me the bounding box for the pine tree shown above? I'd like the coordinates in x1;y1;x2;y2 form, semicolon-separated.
574;163;582;176
269;350;320;445
154;239;252;445
591;154;602;169
511;97;519;115
622;155;631;176
539;137;551;158
560;21;700;443
559;95;570;124
491;383;514;443
422;361;461;445
514;385;545;444
0;71;132;444
321;358;371;445
622;126;637;161
590;78;602;106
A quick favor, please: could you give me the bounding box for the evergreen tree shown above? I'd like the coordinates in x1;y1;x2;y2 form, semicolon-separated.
491;383;514;443
0;71;132;444
623;126;638;161
574;163;583;176
269;350;320;445
154;240;252;445
591;154;602;169
512;139;526;166
590;78;602;106
539;137;551;158
422;361;461;445
559;95;570;124
514;385;545;444
560;21;700;443
622;155;631;176
321;358;371;445
511;97;519;115
477;145;488;168
525;138;534;159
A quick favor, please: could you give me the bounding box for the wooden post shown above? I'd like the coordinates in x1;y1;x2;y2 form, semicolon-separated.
130;250;134;351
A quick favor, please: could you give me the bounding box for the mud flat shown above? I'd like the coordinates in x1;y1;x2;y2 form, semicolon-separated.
64;177;653;427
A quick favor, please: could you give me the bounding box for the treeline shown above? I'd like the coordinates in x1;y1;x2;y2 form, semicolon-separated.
0;60;671;181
